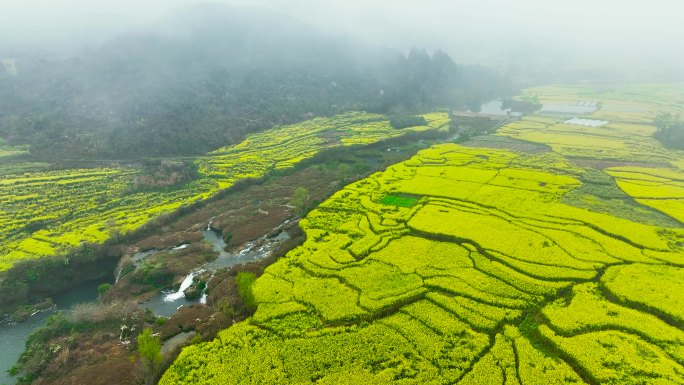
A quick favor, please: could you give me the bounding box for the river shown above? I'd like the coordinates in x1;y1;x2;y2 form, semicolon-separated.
0;279;110;385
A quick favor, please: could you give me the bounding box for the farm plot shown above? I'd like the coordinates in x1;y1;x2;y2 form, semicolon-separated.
497;117;674;163
0;112;449;271
460;135;551;154
605;166;684;223
161;143;684;385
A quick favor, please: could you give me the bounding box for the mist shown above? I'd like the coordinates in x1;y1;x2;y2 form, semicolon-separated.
1;0;683;81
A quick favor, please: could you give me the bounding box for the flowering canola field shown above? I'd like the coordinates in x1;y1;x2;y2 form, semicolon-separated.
162;84;684;384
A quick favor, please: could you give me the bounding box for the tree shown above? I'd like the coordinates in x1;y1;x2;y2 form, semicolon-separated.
653;113;684;149
106;218;122;241
97;283;111;296
137;328;162;385
292;187;310;216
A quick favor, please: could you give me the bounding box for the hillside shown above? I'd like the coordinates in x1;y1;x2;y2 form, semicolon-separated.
0;4;510;159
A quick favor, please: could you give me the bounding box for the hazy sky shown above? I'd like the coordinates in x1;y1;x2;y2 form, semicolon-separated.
1;0;683;76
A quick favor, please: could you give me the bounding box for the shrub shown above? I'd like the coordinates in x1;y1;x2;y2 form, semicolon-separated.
390;115;428;129
97;283;111;296
236;272;257;313
138;328;162;385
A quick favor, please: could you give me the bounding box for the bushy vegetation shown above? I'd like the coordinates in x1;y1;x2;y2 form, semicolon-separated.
138;328;163;385
654;112;684;149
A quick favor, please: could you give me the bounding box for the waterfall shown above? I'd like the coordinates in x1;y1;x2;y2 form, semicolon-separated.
114;267;122;284
164;270;203;302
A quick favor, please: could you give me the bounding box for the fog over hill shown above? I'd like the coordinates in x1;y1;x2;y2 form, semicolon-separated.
0;3;511;158
1;1;682;158
1;0;683;81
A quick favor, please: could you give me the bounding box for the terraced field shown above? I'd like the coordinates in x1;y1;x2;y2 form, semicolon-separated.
161;143;684;384
161;85;684;384
499;84;684;226
0;112;449;271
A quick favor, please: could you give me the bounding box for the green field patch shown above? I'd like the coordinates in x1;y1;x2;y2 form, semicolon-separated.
378;194;421;208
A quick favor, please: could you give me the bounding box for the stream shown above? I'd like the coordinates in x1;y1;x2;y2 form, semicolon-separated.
142;224;291;317
0;220;292;384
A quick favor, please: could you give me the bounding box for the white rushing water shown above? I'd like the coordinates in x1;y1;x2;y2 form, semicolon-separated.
164;270;203;302
145;220;293;316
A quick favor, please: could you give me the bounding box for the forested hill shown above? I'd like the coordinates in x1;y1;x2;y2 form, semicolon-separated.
0;4;512;159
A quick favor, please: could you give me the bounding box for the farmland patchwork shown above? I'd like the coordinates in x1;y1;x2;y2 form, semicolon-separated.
160;84;684;384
